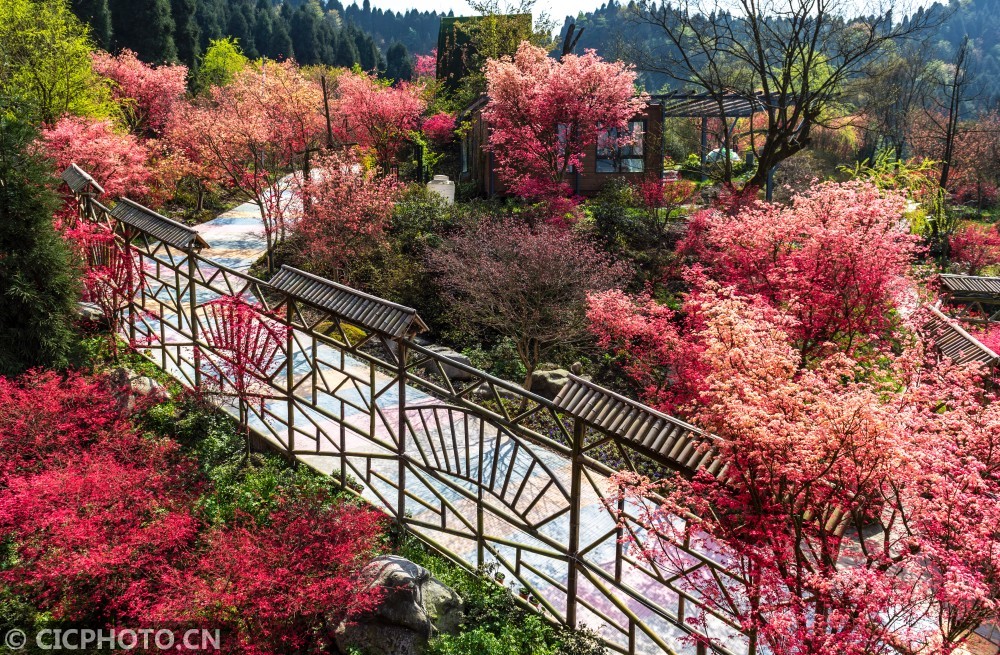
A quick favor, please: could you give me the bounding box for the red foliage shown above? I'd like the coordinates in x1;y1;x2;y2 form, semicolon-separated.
0;369;389;652
948;223;1000;275
292;151;401;281
150;496;385;654
65;222;148;357
483;42;647;199
610;293;1000;655
39;115;154;202
0;371;134;482
677;181;917;360
413;49;437;79
0;452;200;621
333;71;426;170
422;112;457;146
91;49;188;136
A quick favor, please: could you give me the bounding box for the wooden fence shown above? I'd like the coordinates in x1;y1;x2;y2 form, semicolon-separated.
63;164;747;655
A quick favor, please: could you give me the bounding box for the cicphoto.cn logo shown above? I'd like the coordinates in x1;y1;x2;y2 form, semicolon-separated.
3;628;221;651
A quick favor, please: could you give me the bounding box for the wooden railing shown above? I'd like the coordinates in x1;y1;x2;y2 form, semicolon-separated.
64;169;747;655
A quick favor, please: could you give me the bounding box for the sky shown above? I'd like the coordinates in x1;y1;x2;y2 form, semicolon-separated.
361;0;606;19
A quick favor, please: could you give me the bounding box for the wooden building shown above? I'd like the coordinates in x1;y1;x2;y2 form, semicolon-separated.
458;97;665;197
458;92;767;197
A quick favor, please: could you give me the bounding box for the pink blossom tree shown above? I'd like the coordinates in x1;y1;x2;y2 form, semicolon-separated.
422;112;457;147
91;49;188;136
333;71;426;171
413;49;437;80
176;61;325;268
291;151;401;282
610;288;1000;655
483;42;648;199
948;223;1000;275
39;115;154;202
676;181;918;361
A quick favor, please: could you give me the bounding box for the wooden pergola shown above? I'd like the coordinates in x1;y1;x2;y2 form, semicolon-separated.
649;91;773;189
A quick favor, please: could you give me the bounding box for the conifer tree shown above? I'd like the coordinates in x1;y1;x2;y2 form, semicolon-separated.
109;0;177;63
69;0;113;50
0;115;79;375
385;42;414;83
170;0;200;68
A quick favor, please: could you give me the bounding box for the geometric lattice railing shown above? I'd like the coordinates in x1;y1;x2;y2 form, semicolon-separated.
63;166;747;655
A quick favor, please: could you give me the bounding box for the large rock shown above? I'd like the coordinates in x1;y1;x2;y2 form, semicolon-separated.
530;368;571;400
421;345;475;382
336;556;463;655
76;302;105;324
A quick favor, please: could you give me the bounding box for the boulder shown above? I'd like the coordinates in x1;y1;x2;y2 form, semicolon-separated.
422;345;475;382
130;375;169;400
530;368;571;400
336;556;463;655
76;302;105;324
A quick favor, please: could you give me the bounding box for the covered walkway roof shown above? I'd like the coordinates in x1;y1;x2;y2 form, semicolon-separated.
651;92;770;118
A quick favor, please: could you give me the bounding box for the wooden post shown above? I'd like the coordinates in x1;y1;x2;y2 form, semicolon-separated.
566;416;584;628
285;298;295;457
189;253;201;389
321;75;334;150
396;340;408;522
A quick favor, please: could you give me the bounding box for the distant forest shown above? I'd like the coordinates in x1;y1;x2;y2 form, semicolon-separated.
559;0;1000;105
67;0;1000;106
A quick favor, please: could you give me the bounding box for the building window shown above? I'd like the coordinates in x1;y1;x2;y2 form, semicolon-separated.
597;120;646;173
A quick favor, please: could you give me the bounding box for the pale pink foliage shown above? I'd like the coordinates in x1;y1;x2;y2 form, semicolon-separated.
333;71;426;170
483;42;647;198
40;116;153;201
92;49;188;136
168;61;325;257
291;151;401;282
610;290;1000;655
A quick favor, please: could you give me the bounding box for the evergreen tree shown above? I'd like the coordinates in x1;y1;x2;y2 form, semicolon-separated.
290;4;321;65
227;7;257;59
0;115;79;375
269;17;294;60
69;0;112;50
171;0;200;68
334;30;359;67
109;0;177;63
385;41;413;83
351;26;382;72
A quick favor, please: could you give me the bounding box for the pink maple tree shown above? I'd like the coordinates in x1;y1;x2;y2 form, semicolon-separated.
610;289;1000;655
91;49;188;136
40;115;154;202
414;49;437;80
292;151;401;282
483;42;647;199
948;223;1000;275
175;61;325;267
333;71;426;171
422;112;457;146
676;181;917;361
